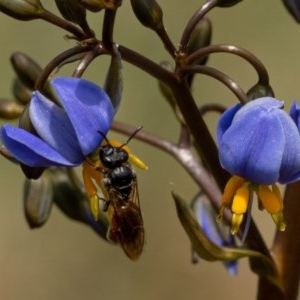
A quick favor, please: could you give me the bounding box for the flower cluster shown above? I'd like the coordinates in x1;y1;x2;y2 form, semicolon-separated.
217;97;300;235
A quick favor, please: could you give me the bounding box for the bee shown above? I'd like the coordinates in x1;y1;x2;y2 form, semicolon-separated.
82;127;147;260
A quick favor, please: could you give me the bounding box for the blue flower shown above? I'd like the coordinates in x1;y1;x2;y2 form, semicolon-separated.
1;77;115;168
216;97;300;235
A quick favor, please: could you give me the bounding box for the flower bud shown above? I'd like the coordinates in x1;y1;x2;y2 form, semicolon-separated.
12;78;32;104
23;172;53;228
187;17;212;61
187;17;212;85
282;0;300;23
0;99;24;119
80;0;122;12
55;0;87;25
103;48;123;111
130;0;163;31
10;52;43;90
0;0;44;21
246;83;274;100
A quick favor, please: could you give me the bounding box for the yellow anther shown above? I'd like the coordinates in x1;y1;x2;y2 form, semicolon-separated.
271;211;286;232
231;185;250;215
90;194;100;221
231;213;244;235
256;185;283;214
221;176;246;205
129;153;148;170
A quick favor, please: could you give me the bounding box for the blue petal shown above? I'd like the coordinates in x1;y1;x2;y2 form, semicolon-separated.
218;98;287;184
1;125;78;167
290;100;300;126
216;103;242;143
29;92;84;164
277;111;300;183
51;77;115;156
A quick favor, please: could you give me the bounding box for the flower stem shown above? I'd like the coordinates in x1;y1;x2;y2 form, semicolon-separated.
40;9;87;40
179;0;218;53
185;44;270;86
181;65;248;104
102;9;117;47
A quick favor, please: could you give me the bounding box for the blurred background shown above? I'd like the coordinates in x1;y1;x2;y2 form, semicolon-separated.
0;1;299;299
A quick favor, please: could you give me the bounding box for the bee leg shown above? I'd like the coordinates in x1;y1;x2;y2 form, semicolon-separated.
101;199;111;212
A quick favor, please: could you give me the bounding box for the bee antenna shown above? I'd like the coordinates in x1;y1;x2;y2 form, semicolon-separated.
118;126;143;149
98;130;111;146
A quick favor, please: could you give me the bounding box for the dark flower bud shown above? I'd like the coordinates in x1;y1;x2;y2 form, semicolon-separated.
55;0;86;25
10;52;43;90
130;0;163;31
215;0;243;7
23;172;53;228
0;99;24;119
246;83;275;100
104;47;123;111
187;17;212;86
187;17;212;61
0;0;44;21
12;78;32;105
282;0;300;23
80;0;122;12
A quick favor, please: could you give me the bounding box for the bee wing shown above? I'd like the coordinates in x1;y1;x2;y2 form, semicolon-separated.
109;180;145;260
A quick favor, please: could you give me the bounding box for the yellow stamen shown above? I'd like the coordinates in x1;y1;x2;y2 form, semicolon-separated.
271;211;286;232
256;185;283;214
231;213;243;235
230;184;250;234
231;185;250;214
89;194;100;220
129;152;148;170
221;176;246;205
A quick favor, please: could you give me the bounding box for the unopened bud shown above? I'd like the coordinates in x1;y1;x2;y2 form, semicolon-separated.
104;47;123;111
55;0;86;25
187;17;212;60
23;173;53;228
0;99;24;119
12;78;32;104
283;0;300;23
246;83;274;100
0;0;44;21
11;52;43;90
130;0;163;31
